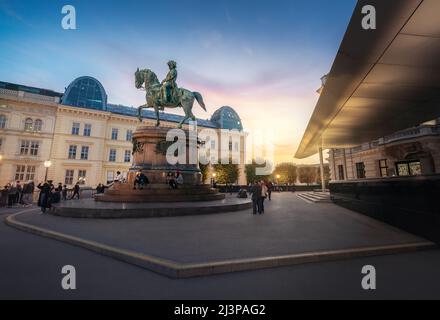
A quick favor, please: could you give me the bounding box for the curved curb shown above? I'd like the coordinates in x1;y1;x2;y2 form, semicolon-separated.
5;210;438;279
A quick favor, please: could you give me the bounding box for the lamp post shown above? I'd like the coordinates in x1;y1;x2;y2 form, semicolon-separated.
276;174;280;192
211;173;217;188
44;160;52;182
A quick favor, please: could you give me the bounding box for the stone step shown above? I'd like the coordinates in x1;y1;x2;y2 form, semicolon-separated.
95;193;226;203
104;187;220;196
297;192;331;203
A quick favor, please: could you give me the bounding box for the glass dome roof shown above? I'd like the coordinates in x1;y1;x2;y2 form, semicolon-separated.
61;76;107;110
210;106;243;131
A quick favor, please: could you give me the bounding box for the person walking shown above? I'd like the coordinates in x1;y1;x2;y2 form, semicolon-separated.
260;180;268;214
251;181;262;215
70;182;80;200
267;181;273;201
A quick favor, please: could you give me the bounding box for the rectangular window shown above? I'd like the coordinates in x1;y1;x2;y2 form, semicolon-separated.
106;171;114;184
126;130;133;142
15;165;25;181
111;128;118;140
356;162;366;179
20;140;30;155
338;165;345;180
72;122;80;135
109;149;116;162
396;161;422;177
68;145;77;159
78;170;86;185
83;124;92;137
379;159;388;177
0;115;6;129
19;140;38;156
15;165;36;181
211;140;216;149
80;146;89;160
0;138;3;151
65;170;74;185
124;150;131;163
30;141;39;156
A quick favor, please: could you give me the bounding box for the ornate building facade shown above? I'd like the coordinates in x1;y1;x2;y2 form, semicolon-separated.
0;78;247;188
328;120;440;181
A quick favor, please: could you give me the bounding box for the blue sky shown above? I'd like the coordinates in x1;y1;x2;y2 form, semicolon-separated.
0;0;357;163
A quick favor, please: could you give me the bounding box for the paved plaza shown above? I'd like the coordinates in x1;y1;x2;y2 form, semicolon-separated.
1;192;440;299
5;193;434;277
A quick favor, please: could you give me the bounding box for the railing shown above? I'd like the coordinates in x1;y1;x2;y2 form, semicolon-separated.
0;89;60;104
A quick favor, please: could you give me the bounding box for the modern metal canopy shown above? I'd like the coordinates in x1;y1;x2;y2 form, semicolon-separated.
296;0;440;159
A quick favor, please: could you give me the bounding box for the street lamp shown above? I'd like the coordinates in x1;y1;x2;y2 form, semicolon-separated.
211;173;217;188
276;174;281;192
44;160;52;182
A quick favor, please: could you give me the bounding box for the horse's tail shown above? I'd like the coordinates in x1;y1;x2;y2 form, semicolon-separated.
193;92;207;111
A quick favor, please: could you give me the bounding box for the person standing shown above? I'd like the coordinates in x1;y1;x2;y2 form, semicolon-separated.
37;182;52;213
62;185;68;200
251;181;262;215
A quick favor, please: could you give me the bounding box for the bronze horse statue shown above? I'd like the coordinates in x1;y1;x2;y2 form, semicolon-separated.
135;68;207;128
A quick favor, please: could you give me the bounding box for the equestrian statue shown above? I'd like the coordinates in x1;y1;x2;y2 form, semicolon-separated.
135;61;207;128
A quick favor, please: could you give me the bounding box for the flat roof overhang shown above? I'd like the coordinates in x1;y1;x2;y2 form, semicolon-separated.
296;0;440;159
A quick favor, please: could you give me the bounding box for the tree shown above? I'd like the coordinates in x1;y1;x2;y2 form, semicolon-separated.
245;160;271;185
213;163;240;184
199;163;209;183
273;163;297;184
298;166;318;185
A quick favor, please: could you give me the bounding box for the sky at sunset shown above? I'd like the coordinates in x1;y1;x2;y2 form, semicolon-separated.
0;0;357;164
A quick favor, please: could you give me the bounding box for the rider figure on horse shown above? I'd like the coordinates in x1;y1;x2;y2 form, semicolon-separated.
161;60;178;104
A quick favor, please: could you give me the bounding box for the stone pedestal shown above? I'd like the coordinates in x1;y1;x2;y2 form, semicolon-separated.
96;125;226;203
128;126;202;185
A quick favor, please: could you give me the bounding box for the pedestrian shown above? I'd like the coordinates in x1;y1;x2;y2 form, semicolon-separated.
62;185;68;200
21;181;34;206
260;180;268;214
251;181;262;215
16;181;23;204
267;181;273;201
176;171;183;188
70;182;80;200
37;182;52;213
8;183;17;207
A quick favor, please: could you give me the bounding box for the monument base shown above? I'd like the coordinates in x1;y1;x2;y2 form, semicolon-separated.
96;125;228;204
96;183;226;202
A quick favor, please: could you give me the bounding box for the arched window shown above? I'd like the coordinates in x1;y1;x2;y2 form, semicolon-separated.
0;114;6;129
24;118;33;131
34;119;43;132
